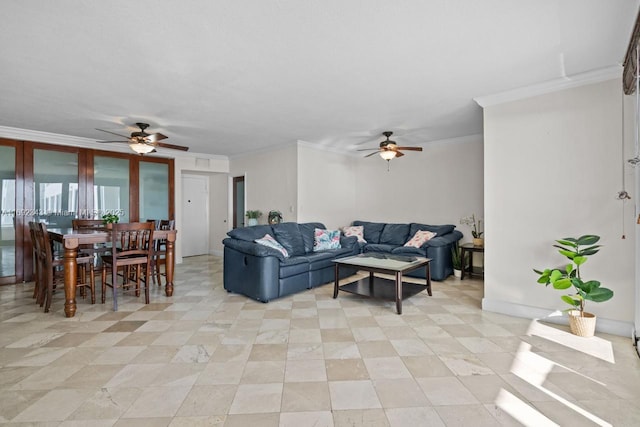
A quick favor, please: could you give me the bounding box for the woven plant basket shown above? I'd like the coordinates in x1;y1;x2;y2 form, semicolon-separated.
568;310;596;337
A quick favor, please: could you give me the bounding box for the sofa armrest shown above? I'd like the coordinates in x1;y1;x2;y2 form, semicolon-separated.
423;230;463;247
222;238;286;261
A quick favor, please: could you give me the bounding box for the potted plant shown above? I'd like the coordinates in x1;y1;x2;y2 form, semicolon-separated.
533;234;614;337
451;242;464;278
460;214;483;247
245;210;262;226
101;213;119;227
268;210;283;225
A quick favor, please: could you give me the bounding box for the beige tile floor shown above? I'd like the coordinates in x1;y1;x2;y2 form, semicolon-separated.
1;255;639;426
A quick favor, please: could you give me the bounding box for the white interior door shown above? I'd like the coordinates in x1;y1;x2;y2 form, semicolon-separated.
181;174;209;257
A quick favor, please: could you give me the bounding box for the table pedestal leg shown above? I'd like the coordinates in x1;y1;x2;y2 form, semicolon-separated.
63;245;78;318
395;272;403;315
165;239;175;297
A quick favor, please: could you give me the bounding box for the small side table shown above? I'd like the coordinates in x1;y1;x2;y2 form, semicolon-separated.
460;243;484;280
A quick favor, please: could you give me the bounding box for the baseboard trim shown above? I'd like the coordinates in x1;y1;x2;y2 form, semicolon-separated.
482;297;634;338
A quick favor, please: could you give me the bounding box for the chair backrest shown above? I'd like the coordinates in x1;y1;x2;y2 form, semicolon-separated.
32;222;54;270
72;219;106;230
159;219;175;231
110;222;155;259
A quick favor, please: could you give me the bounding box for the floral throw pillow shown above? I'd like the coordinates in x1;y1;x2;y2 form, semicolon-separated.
404;230;436;248
255;234;289;257
342;225;366;243
314;228;341;251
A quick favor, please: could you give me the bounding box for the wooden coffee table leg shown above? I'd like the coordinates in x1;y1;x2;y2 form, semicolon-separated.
426;262;432;296
396;271;402;315
333;264;339;298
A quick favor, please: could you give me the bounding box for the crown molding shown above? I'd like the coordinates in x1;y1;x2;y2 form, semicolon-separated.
0;125;228;160
474;66;622;108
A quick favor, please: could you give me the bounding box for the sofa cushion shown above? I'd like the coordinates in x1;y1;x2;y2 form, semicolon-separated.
409;223;456;238
255;234;289;258
404;230;436;248
392;246;427;256
227;225;274;242
353;220;385;244
342;225;366;243
380;223;410;245
364;243;398;253
314;228;341;251
299;222;326;253
272;222;306;256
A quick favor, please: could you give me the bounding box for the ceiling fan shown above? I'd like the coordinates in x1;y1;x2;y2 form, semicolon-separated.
359;131;423;161
96;122;189;155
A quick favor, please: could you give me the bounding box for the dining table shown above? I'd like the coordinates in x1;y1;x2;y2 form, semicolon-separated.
47;227;177;318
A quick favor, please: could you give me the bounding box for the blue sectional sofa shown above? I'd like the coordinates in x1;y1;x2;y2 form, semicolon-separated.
223;222;359;302
351;220;463;281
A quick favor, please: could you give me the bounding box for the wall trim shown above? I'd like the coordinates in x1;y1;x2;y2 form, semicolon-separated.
482;297;634;338
474;66;622;108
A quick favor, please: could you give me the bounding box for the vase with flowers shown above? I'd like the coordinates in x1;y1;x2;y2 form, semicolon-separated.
460;214;483;246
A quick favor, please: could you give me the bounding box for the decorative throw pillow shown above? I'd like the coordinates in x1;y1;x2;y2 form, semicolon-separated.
404;230;436;248
342;225;366;243
314;228;341;251
255;234;289;257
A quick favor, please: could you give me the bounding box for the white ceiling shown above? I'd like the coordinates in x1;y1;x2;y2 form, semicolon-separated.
0;1;637;157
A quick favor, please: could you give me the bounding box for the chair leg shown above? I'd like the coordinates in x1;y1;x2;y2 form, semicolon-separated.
43;267;54;313
101;266;107;304
112;266;118;311
89;263;95;304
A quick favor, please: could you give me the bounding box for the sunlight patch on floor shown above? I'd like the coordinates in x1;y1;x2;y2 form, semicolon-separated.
495;319;618;427
494;389;558;427
527;318;615;363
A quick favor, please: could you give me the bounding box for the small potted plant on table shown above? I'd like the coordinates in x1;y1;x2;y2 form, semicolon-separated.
101;213;119;228
460;214;483;247
245;210;262;226
533;234;614;337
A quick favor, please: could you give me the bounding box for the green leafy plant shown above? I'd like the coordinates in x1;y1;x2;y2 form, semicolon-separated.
460;214;483;238
451;241;467;270
101;213;119;224
533;235;613;316
245;210;262;219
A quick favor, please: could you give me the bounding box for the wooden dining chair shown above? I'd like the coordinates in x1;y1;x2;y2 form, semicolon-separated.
148;219;175;287
33;222;96;313
101;222;154;311
72;218;111;260
29;221;42;298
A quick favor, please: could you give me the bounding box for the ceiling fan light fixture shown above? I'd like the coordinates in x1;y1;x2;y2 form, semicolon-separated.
380;150;396;160
129;142;155;154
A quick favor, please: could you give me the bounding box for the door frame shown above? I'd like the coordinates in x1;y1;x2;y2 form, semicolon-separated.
232;175;245;229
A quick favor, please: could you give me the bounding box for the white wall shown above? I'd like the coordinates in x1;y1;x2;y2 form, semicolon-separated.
297;143;357;229
353;135;484;241
229;144;299;225
482;78;635;336
209;173;229;255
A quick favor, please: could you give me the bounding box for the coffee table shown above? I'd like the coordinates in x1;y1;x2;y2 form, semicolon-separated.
333;253;431;314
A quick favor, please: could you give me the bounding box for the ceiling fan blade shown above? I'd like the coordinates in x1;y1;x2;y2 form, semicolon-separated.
154;142;189;151
97;140;128;143
96;128;131;139
395;146;423;151
147;133;168;142
364;151;380;158
395;151;405;158
357;148;380;152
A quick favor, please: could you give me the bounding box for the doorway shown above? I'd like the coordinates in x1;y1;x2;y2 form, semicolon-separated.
181;174;209;257
233;175;245;229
